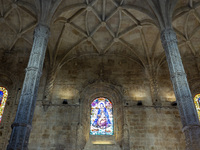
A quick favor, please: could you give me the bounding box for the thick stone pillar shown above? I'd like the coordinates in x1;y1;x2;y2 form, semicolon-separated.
161;28;200;150
7;24;50;150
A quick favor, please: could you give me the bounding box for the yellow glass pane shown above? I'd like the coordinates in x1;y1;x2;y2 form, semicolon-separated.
0;87;8;123
194;94;200;120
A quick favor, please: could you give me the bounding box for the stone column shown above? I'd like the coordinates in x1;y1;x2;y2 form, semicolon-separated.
161;28;200;150
7;24;50;150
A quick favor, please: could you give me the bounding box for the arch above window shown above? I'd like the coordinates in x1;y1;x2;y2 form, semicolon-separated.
90;97;114;135
194;94;200;120
0;87;8;123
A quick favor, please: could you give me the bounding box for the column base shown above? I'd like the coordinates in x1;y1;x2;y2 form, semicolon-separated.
7;123;32;150
183;125;200;150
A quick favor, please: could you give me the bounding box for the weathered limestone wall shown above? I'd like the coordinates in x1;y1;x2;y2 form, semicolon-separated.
0;55;187;150
126;107;186;150
28;104;79;150
27;55;186;150
28;103;186;150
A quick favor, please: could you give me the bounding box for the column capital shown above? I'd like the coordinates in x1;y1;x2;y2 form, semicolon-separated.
34;24;50;39
161;28;175;36
35;0;62;26
145;0;177;31
160;28;177;47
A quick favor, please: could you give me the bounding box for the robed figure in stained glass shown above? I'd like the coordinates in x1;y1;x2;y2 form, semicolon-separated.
90;97;114;135
92;103;111;128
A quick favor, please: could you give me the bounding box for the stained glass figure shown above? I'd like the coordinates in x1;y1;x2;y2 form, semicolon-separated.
194;94;200;120
0;87;8;123
90;97;114;135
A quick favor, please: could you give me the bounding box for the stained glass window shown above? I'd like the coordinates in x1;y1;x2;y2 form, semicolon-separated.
194;94;200;120
0;87;8;123
90;97;114;135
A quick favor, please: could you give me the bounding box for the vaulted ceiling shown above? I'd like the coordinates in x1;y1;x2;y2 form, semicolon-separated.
0;0;200;92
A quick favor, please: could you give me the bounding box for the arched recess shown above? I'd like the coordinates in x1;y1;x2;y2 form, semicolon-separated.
0;70;16;110
0;70;18;122
189;78;200;120
0;70;17;150
79;81;124;146
0;70;18;107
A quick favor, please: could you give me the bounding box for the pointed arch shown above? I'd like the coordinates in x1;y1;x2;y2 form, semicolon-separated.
80;81;124;144
0;87;8;123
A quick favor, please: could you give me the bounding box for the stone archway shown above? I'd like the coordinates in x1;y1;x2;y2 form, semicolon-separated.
79;81;124;149
0;70;18;149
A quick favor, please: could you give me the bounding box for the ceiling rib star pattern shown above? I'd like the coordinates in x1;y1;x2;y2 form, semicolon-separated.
0;0;200;83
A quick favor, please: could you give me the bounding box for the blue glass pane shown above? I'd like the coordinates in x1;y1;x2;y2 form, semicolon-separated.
0;91;3;105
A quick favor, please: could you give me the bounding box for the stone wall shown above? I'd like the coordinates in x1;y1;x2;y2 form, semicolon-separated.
27;102;185;150
27;55;186;150
0;55;187;150
126;106;186;150
28;104;79;150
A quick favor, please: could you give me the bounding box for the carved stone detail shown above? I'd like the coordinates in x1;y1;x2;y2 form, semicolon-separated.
146;67;161;106
44;67;56;101
161;28;200;149
77;124;85;150
122;124;129;150
7;24;50;150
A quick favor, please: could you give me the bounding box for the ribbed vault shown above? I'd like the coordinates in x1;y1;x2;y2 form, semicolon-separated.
0;0;200;102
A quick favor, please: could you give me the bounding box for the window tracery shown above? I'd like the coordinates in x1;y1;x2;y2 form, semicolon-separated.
0;87;8;123
194;94;200;120
90;97;114;135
